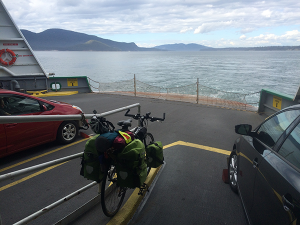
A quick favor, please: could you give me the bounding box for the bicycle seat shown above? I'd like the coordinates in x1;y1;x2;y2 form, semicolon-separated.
117;119;132;127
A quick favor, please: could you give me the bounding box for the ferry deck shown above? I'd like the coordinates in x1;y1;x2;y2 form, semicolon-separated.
0;92;267;224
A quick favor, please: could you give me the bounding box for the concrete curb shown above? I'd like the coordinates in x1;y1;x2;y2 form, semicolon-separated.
107;165;162;225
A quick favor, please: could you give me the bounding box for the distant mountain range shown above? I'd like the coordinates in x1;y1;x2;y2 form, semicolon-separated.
157;44;300;51
154;43;212;51
21;29;159;51
21;29;300;51
205;46;300;51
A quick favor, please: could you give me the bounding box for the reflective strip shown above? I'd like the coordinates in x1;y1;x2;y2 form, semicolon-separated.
118;131;132;144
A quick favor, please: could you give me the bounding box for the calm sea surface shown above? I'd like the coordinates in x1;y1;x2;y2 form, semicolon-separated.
35;51;300;97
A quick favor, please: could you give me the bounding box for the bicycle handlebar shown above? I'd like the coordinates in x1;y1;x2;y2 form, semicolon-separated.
124;109;137;119
125;109;165;122
150;113;165;122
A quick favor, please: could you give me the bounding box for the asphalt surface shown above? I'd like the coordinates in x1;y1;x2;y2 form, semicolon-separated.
129;145;245;225
0;93;267;225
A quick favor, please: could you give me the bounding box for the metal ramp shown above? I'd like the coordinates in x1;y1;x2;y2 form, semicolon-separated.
0;0;48;91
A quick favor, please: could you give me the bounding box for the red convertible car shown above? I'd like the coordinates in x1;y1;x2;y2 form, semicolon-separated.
0;89;86;158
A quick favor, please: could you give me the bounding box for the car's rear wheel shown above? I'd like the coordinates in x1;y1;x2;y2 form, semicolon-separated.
57;121;78;144
228;151;238;194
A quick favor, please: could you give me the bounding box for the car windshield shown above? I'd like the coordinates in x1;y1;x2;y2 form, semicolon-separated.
256;109;300;147
0;95;42;115
278;122;300;169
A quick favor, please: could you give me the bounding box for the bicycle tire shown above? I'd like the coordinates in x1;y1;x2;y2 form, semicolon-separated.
101;165;126;217
144;133;154;175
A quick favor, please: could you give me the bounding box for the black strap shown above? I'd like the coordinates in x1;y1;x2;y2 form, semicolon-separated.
80;153;84;176
103;120;115;132
153;142;162;149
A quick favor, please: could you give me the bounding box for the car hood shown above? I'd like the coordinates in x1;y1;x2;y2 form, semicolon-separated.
48;100;71;105
48;100;84;113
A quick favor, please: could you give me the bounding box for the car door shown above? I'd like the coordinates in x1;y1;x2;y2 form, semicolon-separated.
237;134;269;215
26;100;57;144
0;124;7;156
2;94;55;153
247;109;300;225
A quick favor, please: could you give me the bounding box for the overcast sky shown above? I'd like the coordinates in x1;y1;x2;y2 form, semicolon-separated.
2;0;300;48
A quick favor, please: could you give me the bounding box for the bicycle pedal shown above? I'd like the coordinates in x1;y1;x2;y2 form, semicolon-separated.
138;183;149;195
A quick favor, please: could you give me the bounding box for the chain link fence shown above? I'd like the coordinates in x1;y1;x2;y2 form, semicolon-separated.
88;76;259;112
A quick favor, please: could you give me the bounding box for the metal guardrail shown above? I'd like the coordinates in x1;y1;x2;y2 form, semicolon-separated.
0;103;141;124
15;181;98;225
0;153;82;182
87;76;260;111
0;103;141;225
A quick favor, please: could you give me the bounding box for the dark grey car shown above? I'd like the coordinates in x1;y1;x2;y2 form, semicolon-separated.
229;105;300;225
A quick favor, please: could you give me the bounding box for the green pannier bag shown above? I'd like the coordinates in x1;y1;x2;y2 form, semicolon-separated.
146;141;164;168
116;139;148;188
80;134;104;183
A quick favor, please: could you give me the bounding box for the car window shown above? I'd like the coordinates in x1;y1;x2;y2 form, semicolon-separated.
256;109;300;147
1;95;42;115
43;102;54;111
278;123;300;169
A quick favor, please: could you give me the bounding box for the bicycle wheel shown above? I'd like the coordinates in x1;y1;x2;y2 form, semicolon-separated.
101;165;126;217
144;133;154;175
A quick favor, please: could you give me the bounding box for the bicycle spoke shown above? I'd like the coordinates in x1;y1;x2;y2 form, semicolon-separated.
101;166;126;217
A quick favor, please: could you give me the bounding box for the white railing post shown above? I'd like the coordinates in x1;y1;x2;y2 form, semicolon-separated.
134;74;137;97
0;153;82;182
138;104;141;127
0;103;141;124
197;78;199;104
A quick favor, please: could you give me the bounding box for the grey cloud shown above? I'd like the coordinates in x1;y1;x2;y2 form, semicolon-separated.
56;0;82;7
3;0;300;39
194;21;234;34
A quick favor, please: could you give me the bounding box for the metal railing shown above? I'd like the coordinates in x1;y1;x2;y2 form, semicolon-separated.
0;103;141;124
0;103;141;225
87;76;260;112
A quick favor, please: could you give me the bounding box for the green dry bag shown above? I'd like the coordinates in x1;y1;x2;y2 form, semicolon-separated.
80;134;104;183
116;139;147;188
146;141;164;168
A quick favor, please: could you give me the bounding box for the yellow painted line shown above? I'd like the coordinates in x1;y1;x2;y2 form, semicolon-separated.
163;141;182;149
27;91;78;97
107;165;162;225
26;90;48;94
37;91;78;97
0;162;67;192
173;140;231;155
0;138;89;173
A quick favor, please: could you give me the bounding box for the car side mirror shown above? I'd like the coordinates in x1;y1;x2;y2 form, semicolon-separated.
42;104;47;111
235;124;252;135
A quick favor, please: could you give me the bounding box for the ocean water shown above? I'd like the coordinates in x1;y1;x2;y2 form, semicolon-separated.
35;51;300;97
